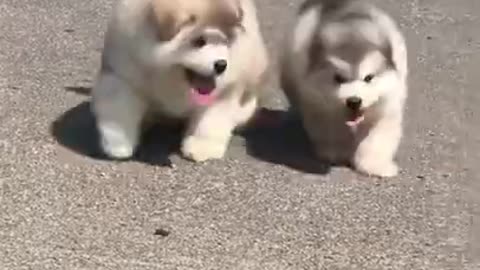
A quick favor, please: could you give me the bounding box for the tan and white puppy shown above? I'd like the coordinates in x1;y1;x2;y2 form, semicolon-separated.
281;0;408;177
91;0;269;162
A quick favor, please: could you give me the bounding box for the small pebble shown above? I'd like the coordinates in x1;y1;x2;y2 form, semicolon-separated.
154;228;170;237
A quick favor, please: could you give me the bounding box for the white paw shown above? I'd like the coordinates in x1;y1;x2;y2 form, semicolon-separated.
101;137;135;160
99;128;136;159
98;122;139;160
181;135;227;162
354;159;399;178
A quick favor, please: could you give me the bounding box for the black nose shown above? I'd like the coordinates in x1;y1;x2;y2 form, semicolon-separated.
346;97;362;110
214;59;227;75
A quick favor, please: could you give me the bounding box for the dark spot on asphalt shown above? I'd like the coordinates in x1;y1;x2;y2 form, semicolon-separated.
65;86;92;96
154;228;170;237
426;36;433;40
64;29;75;33
416;175;426;180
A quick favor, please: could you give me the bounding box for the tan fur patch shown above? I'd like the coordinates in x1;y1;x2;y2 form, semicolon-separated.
150;0;243;41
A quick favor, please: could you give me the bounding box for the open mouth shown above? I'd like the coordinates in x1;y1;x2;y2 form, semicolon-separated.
345;109;365;128
185;68;217;106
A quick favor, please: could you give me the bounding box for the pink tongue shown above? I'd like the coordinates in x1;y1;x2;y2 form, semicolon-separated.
346;115;365;128
190;88;216;106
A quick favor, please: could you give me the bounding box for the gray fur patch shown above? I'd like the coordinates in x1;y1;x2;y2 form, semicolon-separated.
304;0;396;74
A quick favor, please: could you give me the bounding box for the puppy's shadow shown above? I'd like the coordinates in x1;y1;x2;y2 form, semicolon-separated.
51;87;181;166
240;108;331;175
56;87;330;173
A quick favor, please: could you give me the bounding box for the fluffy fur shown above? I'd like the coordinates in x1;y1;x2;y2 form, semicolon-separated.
281;0;408;177
91;0;269;162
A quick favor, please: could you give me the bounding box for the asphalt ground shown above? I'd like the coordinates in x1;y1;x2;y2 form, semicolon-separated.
0;0;479;269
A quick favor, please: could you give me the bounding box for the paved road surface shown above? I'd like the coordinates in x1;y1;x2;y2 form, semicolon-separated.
1;0;479;269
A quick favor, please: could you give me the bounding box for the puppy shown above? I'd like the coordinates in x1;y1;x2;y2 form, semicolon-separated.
91;0;269;162
281;0;408;177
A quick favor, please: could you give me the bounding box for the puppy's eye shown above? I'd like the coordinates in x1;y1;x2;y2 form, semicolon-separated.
192;36;207;48
334;74;348;84
363;74;374;83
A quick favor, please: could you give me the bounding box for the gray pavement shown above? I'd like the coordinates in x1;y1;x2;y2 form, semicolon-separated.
0;0;479;269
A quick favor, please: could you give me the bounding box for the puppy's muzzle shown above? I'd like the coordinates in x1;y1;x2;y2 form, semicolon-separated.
213;59;228;75
346;96;362;111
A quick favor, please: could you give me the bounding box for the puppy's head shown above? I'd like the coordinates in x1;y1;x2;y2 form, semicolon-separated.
149;0;243;106
307;16;399;127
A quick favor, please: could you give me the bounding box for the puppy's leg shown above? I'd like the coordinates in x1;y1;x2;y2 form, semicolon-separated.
181;91;257;162
310;126;343;164
353;114;402;178
91;74;146;159
303;109;349;165
314;138;348;165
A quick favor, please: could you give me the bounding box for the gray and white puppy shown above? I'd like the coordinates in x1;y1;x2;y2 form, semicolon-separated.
281;0;408;177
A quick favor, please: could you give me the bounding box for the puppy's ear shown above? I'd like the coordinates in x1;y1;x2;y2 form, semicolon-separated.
216;0;244;28
307;38;323;72
233;0;244;25
149;0;195;41
380;41;396;69
371;11;408;79
384;29;408;80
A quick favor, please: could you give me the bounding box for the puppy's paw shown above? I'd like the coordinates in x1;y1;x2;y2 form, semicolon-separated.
354;158;399;178
101;138;135;160
98;121;140;160
181;135;227;162
100;129;136;160
315;146;346;165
